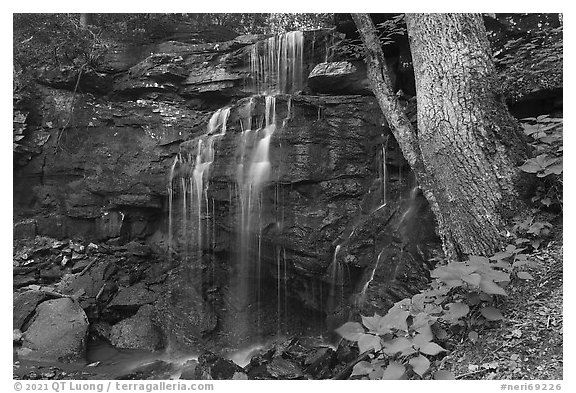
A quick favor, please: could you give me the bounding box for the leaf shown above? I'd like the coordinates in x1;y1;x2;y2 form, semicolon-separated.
382;336;414;356
412;326;434;348
517;271;534;280
335;321;365;341
542;163;563;176
479;278;508;296
361;314;383;333
368;366;384;380
409;354;430;377
491;251;513;261
419;342;446;356
446;302;470;319
351;361;373;376
479;292;492;302
382;362;405;380
411;312;436;332
481;306;504;321
469;255;490;264
379;308;410;333
468;331;479;341
462;272;482;287
358;333;382;354
433;370;456;380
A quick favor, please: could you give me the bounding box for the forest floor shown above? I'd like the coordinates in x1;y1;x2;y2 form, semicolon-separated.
440;214;563;380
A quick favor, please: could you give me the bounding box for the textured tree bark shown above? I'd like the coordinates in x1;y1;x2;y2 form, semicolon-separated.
353;13;529;260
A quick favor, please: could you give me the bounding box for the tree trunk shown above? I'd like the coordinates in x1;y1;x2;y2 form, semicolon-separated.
353;13;529;260
405;13;528;258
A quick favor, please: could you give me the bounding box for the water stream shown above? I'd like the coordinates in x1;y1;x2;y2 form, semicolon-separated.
165;30;394;356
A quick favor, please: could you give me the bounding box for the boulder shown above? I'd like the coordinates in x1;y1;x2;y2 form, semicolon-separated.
151;267;217;351
307;61;371;95
18;298;89;362
193;352;246;380
109;305;163;351
246;357;305;380
108;282;156;309
304;347;336;379
13;290;52;330
58;259;108;299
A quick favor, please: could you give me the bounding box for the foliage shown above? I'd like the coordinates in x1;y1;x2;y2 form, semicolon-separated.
492;21;562;102
14;14;106;72
263;13;333;34
330;14;407;60
337;245;536;379
507;211;553;251
517;115;563;210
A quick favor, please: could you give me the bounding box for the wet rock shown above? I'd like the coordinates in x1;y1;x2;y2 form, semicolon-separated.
283;339;312;363
308;61;371;95
181;66;245;97
18;298;89;362
89;321;112;341
125;241;152;257
304;347;336;379
119;360;177;380
128;53;188;83
335;338;359;365
152;269;217;351
108;282;156;309
109;305;163;351
13;290;52;330
14;219;37;239
194;352;246;380
13;275;38;289
71;258;92;273
179;359;198;380
58;259;108;299
37;65;114;94
248;357;305;380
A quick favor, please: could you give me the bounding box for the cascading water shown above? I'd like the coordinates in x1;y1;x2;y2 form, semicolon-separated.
358;248;385;305
167;31;307;341
166;30;364;345
167;107;230;261
326;245;347;313
380;136;389;206
250;31;304;95
232;95;279;335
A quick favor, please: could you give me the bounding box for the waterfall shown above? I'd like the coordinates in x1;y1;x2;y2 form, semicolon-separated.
381;137;388;206
166;30;316;343
167;156;179;261
326;245;346;312
359;249;384;304
167;107;230;258
234;95;285;335
250;31;304;95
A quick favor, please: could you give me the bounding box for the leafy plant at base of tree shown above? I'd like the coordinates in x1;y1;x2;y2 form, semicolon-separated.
507;211;553;251
518;115;563;210
336;247;531;380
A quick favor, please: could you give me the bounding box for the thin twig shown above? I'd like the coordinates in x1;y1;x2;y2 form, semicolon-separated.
79;257;98;276
455;368;489;379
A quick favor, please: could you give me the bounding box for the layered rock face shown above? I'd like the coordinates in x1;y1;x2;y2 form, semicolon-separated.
14;27;436;354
